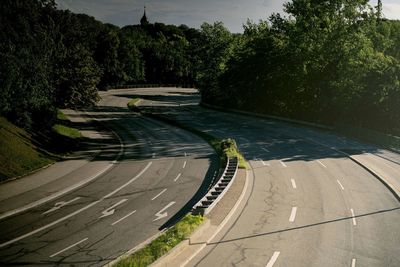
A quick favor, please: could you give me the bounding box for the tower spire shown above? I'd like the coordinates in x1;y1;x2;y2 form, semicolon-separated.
140;5;149;25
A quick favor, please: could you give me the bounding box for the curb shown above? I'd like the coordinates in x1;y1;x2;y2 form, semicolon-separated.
150;169;249;267
348;156;400;202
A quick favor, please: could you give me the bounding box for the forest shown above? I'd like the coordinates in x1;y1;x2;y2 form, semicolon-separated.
1;0;400;135
0;0;232;129
201;0;400;134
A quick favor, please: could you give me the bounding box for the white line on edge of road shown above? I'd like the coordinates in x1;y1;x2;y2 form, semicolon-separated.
280;161;287;168
337;180;345;190
49;238;88;258
174;173;182;182
151;189;167;201
111;210;137;226
266;251;280;267
0;129;125;221
291;179;297;189
289;207;297;222
350;208;357;226
183;161;187;169
352;258;356;267
0;162;153;249
317;160;327;168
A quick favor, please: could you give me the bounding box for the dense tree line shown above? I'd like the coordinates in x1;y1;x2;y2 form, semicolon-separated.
201;0;400;134
0;0;232;129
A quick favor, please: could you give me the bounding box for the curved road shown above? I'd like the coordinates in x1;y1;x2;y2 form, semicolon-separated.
0;90;218;266
134;87;400;267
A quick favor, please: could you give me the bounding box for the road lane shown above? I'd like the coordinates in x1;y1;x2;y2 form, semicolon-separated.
0;89;218;266
127;87;400;267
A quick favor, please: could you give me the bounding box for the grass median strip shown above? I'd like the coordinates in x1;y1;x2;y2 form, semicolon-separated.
114;214;204;267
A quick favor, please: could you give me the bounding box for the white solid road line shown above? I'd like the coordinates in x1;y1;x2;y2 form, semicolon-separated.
317;160;327;168
49;237;88;258
291;179;297;189
337;180;345;190
352;258;357;267
0;162;153;249
174;173;182;182
289;207;297;222
151;189;167;201
280;161;287;168
262;147;270;152
266;251;280;267
183;161;187;169
350;208;357;226
111;210;137;226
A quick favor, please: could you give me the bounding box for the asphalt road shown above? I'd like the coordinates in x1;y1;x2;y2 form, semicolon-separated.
133;88;400;267
0;89;218;266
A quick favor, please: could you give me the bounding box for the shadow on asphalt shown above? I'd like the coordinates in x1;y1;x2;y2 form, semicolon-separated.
190;206;400;246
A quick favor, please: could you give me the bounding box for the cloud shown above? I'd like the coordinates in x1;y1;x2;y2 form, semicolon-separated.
383;3;400;20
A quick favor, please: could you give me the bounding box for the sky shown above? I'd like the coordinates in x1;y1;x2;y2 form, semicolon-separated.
55;0;400;33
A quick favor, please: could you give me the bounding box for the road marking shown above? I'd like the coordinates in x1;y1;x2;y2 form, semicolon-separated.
265;251;280;267
174;173;182;182
183;161;187;169
0;162;152;249
350;209;357;225
291;179;297;189
262;148;270;152
337;180;345;190
280;161;287;168
49;238;88;258
317;160;327;168
153;201;175;222
289;207;297;222
111;210;137;226
43;197;81;215
99;199;128;218
151;189;167;201
352;258;356;267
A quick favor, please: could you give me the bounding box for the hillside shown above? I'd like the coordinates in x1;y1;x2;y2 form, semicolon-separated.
0;117;54;181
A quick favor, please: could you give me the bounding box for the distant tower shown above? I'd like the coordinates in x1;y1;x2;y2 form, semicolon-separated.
140;6;149;25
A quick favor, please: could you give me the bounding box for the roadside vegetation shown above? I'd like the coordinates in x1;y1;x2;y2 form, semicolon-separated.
114;214;204;267
0;110;82;182
139;109;247;169
127;98;141;112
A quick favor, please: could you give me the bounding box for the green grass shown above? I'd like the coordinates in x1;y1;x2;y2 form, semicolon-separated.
0;117;54;181
52;124;82;139
56;109;69;121
114;215;204;267
127;98;141;111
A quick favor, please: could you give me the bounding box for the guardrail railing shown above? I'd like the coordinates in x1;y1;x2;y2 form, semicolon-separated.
192;157;238;215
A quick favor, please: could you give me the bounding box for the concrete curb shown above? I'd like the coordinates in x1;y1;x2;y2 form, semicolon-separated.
150;169;249;267
348;156;400;202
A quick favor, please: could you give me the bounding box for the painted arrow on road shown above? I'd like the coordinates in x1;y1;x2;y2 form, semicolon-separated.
99;199;128;218
43;197;81;215
153;201;176;222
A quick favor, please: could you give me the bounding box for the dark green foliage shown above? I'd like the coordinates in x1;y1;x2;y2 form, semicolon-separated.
200;0;400;135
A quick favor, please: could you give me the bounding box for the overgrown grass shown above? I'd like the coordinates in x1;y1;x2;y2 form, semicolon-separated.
143;112;247;169
0;117;54;181
114;215;204;267
52;124;82;139
56;109;69;121
127;98;141;111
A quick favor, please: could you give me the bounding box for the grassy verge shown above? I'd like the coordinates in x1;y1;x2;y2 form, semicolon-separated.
0;117;54;181
127;98;141;111
143;112;247;169
0;110;84;182
114;214;204;267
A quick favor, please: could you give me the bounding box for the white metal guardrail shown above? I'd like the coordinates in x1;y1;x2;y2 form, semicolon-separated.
192;157;239;215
